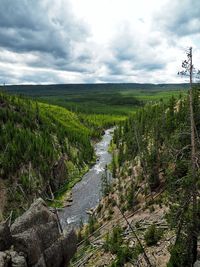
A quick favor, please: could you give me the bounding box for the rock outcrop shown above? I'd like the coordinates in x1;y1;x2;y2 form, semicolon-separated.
51;155;68;191
0;221;12;251
0;198;77;267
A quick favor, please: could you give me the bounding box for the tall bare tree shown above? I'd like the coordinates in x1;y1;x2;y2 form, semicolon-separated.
178;47;200;265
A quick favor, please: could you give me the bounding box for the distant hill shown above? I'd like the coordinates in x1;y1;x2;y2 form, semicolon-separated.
0;83;189;96
0;83;189;116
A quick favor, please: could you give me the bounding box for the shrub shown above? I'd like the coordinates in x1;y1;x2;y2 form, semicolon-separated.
111;198;117;207
104;228;132;266
88;215;98;234
135;221;140;228
96;203;103;213
104;226;143;266
149;205;155;213
144;224;163;246
103;225;123;254
109;208;114;215
167;240;190;267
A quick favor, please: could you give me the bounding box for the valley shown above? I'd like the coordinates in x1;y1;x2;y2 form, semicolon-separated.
1;83;199;267
1;0;200;265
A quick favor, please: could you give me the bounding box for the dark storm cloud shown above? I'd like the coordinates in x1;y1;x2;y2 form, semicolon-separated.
0;0;89;62
1;0;199;84
0;0;43;30
106;27;166;77
0;69;17;84
28;53;94;76
106;59;165;77
0;27;69;57
138;62;166;71
155;0;200;37
105;61;124;75
19;71;64;84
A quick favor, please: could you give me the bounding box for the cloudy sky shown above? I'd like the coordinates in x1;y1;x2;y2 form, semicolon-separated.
0;0;200;84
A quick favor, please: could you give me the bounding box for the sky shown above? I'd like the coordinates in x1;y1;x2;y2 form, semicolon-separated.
0;0;200;84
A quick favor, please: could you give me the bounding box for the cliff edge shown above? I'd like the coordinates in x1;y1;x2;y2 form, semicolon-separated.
0;198;76;267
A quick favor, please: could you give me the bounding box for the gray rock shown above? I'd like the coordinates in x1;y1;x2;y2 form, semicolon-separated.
61;231;77;266
0;198;77;267
9;198;77;267
35;221;60;251
0;251;10;267
12;228;42;266
10;251;27;267
0;221;12;251
11;198;56;235
43;238;64;267
51;155;68;191
194;261;200;267
32;255;46;267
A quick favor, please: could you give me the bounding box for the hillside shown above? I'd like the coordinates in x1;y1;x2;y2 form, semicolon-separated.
0;91;95;220
1;85;198;266
72;86;200;267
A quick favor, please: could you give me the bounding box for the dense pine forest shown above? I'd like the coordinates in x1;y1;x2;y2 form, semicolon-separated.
0;0;199;266
0;91;99;219
1;83;186;116
109;86;200;266
70;86;200;267
1;84;200;266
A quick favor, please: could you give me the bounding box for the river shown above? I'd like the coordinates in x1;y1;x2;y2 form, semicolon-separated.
59;128;114;229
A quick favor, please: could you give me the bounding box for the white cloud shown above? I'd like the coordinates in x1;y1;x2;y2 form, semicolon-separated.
0;0;199;84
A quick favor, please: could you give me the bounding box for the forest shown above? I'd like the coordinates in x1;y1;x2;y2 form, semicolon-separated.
1;83;186;115
0;91;97;219
100;85;200;266
69;83;200;266
0;83;197;266
0;0;199;266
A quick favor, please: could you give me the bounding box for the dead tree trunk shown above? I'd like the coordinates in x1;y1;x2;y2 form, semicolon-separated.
188;47;198;265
